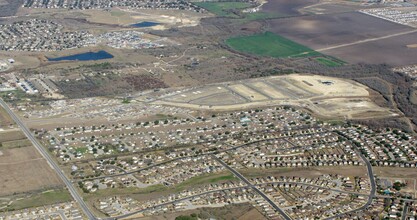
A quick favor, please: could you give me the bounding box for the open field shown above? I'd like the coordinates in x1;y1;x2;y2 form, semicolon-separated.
323;31;417;66
135;203;264;220
226;32;320;58
267;12;413;49
84;172;235;202
4;189;71;211
239;166;369;179
153;74;396;119
0;146;63;196
315;57;345;67
266;12;417;65
0;106;14;128
260;0;318;16
0;130;25;143
194;1;251;17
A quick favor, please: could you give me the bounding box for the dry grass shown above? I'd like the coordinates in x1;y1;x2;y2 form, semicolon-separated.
0;146;62;196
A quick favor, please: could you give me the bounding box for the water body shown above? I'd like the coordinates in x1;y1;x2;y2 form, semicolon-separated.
131;21;160;28
47;50;114;61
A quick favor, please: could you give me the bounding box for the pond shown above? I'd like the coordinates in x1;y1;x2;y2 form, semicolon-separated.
131;21;160;28
47;50;114;61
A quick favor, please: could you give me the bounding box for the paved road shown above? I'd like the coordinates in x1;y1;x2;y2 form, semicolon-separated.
0;99;97;220
212;155;292;220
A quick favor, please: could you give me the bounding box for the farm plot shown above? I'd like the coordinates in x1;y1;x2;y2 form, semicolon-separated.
267;12;413;50
260;0;319;16
226;32;320;58
322;31;417;66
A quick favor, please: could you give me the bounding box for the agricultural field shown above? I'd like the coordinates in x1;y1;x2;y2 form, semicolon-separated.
266;12;417;65
267;12;413;50
260;0;319;16
315;57;345;67
226;32;320;58
323;31;417;66
193;1;252;17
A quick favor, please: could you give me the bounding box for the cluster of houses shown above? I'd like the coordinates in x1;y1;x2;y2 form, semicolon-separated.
25;98;186;121
96;174;370;219
0;202;83;220
361;8;417;27
90;31;164;49
23;0;203;12
220;129;364;170
80;155;225;193
0;19;92;51
39;107;313;162
339;125;417;167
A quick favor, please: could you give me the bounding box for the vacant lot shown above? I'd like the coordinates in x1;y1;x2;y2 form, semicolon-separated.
0;106;14;128
5;189;71;211
194;1;251;17
268;12;413;50
226;32;320;58
0;146;62;196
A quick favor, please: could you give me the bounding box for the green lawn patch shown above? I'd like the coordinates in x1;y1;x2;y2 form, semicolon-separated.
226;32;321;58
315;57;345;67
194;1;252;17
75;147;88;154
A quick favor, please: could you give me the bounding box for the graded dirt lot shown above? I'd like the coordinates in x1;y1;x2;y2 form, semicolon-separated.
0;146;62;196
154;74;395;119
267;12;413;50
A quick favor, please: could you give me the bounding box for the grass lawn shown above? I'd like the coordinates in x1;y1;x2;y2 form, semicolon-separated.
194;2;252;17
315;57;345;67
226;32;321;58
75;147;88;154
6;189;71;211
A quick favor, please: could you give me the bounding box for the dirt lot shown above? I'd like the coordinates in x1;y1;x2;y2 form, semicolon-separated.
0;146;62;196
267;12;413;50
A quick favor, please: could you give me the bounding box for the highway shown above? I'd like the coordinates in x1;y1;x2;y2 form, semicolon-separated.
0;99;97;220
211;155;292;220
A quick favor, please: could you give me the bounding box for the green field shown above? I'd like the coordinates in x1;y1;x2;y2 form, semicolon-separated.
194;2;252;17
315;57;345;67
226;32;321;58
6;189;71;211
